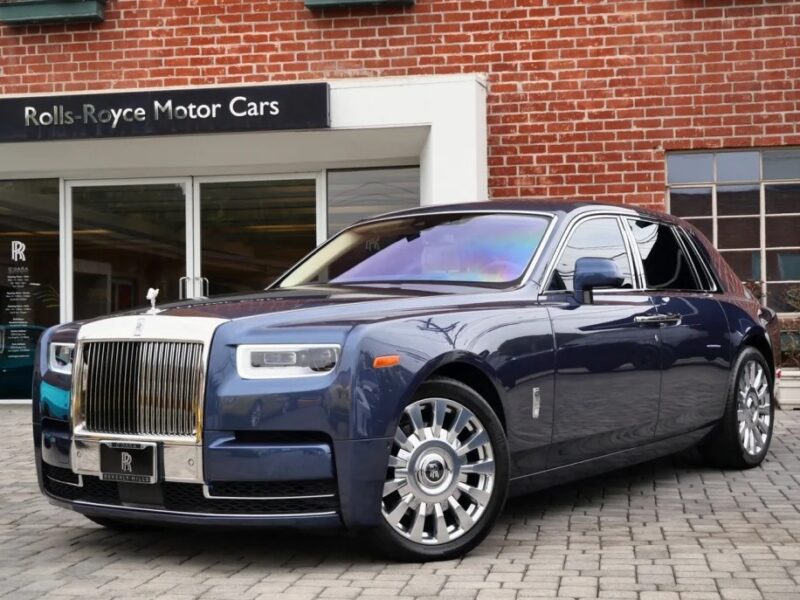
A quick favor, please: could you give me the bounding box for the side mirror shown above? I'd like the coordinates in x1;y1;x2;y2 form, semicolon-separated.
573;257;625;304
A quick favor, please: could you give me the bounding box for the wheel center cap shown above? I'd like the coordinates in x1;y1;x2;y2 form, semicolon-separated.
424;461;445;483
414;451;455;493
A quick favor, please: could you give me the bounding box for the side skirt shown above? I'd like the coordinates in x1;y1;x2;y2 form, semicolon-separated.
508;425;714;498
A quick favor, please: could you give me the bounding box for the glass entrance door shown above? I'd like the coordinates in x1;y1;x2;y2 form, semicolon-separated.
195;176;319;296
65;175;320;321
67;179;192;321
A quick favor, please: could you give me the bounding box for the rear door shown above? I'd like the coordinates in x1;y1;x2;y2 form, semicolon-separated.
624;219;731;436
542;215;662;467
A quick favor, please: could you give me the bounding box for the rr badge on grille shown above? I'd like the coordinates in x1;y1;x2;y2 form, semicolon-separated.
134;318;145;337
121;452;133;473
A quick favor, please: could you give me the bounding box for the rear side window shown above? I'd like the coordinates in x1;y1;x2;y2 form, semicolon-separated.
548;217;634;291
626;220;702;291
675;227;717;291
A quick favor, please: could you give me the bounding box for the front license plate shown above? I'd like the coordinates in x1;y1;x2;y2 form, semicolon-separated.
99;441;157;484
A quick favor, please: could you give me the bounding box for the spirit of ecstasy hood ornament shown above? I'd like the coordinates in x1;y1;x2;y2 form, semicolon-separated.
145;288;162;315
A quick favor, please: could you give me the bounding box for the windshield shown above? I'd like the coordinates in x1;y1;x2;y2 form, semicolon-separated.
278;212;551;288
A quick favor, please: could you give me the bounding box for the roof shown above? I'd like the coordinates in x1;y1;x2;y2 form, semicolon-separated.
370;198;669;221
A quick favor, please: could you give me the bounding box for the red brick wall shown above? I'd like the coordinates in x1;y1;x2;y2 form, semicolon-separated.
2;0;799;209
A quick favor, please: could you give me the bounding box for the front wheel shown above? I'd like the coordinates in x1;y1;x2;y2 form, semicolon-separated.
370;377;509;561
701;347;775;469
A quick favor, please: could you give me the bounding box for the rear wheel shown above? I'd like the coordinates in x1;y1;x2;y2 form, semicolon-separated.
370;377;509;561
701;347;775;469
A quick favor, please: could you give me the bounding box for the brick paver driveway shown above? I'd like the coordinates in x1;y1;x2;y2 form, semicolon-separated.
2;405;799;600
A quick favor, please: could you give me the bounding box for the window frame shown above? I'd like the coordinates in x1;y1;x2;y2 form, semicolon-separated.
622;217;708;294
674;226;721;293
541;213;640;294
666;148;800;314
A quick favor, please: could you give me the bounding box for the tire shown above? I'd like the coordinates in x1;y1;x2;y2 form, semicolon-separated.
84;515;153;532
369;376;509;561
700;347;775;469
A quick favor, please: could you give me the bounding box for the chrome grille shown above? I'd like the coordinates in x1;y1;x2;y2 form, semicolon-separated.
75;340;204;437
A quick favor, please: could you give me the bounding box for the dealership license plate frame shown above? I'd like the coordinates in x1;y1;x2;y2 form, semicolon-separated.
99;441;158;484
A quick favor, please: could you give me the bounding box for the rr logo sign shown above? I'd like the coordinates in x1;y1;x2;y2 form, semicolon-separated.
11;240;26;262
120;452;133;473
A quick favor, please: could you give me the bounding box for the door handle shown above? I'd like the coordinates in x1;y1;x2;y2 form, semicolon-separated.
634;313;682;326
199;277;209;297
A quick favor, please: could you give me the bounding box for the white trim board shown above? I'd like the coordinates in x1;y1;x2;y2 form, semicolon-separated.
0;75;488;206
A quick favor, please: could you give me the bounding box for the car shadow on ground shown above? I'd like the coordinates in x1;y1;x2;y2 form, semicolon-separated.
62;451;717;565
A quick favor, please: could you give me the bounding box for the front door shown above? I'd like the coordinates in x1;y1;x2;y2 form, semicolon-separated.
66;176;321;320
542;216;662;468
194;176;319;296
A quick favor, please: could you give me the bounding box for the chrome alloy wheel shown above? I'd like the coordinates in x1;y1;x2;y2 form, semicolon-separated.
736;359;771;456
381;397;496;545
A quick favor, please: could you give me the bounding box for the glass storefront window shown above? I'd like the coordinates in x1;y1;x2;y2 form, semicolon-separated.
200;179;317;294
0;179;60;399
327;167;420;236
71;183;188;320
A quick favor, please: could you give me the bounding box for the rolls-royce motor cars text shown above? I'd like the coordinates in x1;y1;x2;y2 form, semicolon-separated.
33;201;780;561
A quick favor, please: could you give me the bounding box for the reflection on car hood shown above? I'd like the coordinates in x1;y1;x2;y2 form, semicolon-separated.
154;286;418;320
69;284;512;331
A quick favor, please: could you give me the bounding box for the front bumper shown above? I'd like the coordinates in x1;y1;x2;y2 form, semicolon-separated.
46;494;343;529
37;421;391;530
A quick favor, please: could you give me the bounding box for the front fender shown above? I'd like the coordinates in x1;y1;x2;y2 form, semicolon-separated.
348;305;555;477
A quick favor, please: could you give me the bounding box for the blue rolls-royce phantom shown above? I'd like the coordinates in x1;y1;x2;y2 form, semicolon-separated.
33;201;781;561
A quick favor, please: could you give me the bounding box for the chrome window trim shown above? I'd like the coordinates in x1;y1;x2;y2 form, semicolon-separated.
670;224;705;292
270;209;559;293
673;226;720;293
540;211;642;295
683;231;722;293
623;216;713;294
202;484;336;501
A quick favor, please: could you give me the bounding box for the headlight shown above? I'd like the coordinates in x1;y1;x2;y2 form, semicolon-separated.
236;344;340;379
49;342;75;375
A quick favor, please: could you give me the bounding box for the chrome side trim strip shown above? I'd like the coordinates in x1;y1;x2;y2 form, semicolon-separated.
46;473;84;488
201;484;336;501
71;429;197;445
68;499;338;519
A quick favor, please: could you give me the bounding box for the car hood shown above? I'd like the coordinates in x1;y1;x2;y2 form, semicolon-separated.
151;286;425;321
63;284;523;334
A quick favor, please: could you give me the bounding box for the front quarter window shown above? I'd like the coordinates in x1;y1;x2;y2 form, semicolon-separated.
279;213;551;288
547;217;634;291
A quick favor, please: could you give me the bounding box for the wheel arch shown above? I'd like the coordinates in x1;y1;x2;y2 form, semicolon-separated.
740;329;775;386
418;356;507;430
